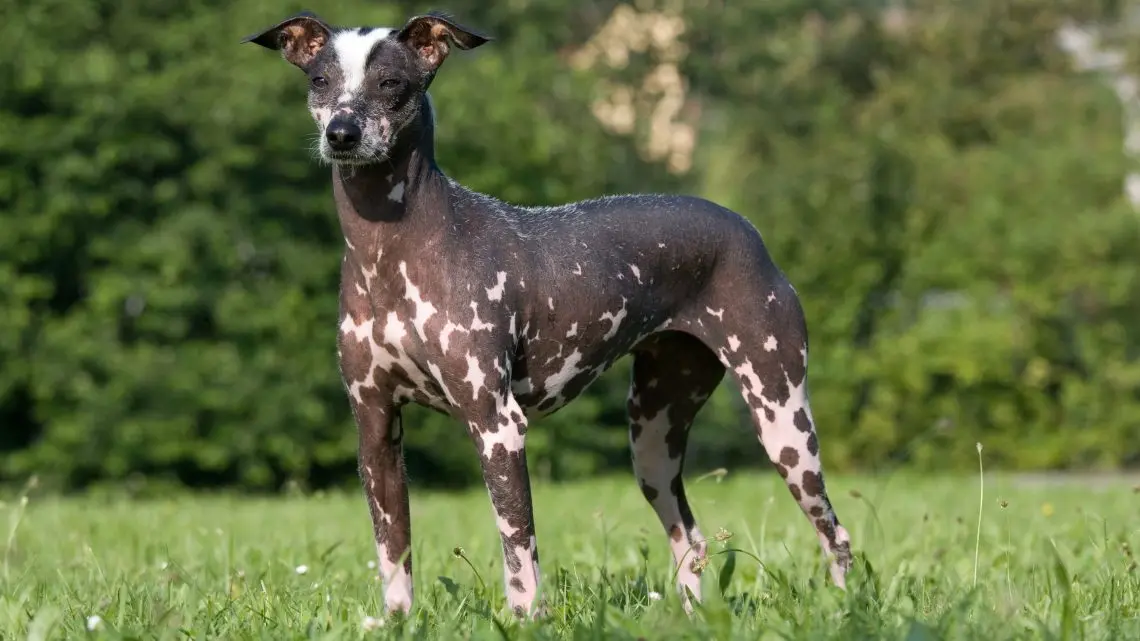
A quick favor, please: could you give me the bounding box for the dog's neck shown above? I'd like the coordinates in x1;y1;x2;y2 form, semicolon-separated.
332;102;449;266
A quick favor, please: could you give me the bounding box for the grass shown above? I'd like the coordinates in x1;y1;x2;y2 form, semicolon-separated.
1;469;1138;640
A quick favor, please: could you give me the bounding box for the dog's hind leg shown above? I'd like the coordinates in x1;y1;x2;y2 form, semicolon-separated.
627;331;725;611
708;283;853;588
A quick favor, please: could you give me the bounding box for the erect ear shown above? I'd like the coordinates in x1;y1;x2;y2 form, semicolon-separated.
396;12;491;72
241;11;332;70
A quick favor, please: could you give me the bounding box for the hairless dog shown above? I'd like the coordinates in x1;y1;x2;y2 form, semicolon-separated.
243;10;852;619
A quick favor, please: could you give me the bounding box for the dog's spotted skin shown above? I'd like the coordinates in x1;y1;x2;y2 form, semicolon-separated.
244;10;852;618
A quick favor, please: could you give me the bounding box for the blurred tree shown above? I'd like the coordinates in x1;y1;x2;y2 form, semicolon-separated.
1;0;1138;493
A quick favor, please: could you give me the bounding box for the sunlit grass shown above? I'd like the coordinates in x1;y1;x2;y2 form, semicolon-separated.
1;470;1138;639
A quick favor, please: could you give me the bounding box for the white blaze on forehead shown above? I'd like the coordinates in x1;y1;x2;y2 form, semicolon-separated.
332;28;394;102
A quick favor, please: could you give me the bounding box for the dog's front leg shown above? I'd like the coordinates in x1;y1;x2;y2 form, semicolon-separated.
338;257;414;614
465;391;541;618
357;402;414;615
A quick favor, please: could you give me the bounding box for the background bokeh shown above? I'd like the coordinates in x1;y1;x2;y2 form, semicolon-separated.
2;0;1138;494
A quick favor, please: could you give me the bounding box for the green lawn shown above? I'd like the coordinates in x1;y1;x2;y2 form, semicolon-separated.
1;471;1137;640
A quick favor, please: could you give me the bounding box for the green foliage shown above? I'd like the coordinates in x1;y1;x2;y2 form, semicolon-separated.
2;0;1139;491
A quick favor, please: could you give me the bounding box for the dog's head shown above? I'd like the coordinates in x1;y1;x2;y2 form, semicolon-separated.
243;11;489;166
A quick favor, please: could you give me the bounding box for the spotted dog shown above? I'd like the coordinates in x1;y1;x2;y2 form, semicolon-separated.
243;10;853;618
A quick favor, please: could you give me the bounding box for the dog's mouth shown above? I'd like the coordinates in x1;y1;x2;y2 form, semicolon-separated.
319;143;391;167
319;137;392;167
324;150;382;166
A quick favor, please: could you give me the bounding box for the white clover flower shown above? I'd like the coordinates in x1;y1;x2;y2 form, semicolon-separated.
361;615;384;631
648;591;663;601
86;615;103;631
295;565;309;575
367;560;377;570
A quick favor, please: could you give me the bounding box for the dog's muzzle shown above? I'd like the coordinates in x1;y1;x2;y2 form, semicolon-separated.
326;118;362;153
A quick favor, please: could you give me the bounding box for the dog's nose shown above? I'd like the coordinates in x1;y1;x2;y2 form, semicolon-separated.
326;121;362;152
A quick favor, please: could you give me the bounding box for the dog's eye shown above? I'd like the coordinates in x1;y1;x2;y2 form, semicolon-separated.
311;76;329;89
380;78;401;90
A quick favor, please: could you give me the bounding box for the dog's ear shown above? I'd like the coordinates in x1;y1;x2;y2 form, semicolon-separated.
241;11;332;70
396;12;490;72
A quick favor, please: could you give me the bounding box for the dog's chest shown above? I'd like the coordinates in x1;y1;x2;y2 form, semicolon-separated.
338;250;457;412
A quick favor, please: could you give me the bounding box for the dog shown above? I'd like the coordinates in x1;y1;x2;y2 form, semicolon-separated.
243;10;852;618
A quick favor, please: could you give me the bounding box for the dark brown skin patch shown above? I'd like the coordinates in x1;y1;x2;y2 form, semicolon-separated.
670;471;697;535
793;408;812;432
774;462;789;479
669;524;684;542
510;577;525;593
814;517;838;546
639;480;659;502
802;470;824;497
663;416;690;459
779;447;800;468
810;505;824;517
789;483;802;501
807;432;819;456
383;343;402;361
756;365;791;406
